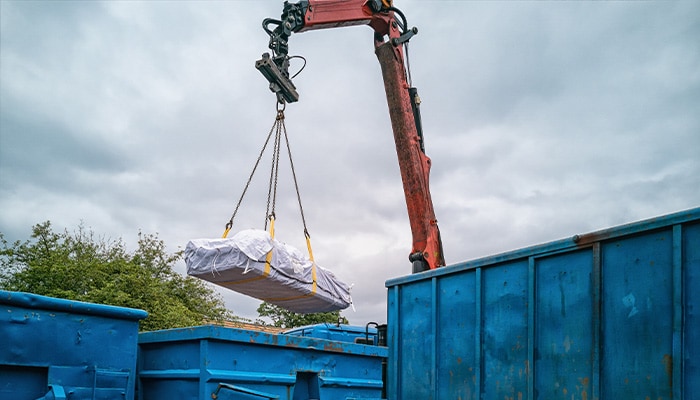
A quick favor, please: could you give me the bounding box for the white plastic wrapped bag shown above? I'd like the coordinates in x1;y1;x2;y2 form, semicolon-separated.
185;229;352;314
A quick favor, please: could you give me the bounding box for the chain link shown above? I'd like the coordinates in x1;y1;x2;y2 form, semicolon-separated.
282;118;309;237
225;113;278;230
265;115;283;229
226;103;310;239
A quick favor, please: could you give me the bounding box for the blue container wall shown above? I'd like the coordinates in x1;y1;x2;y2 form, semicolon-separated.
0;291;147;400
137;325;388;400
386;207;700;400
283;323;378;345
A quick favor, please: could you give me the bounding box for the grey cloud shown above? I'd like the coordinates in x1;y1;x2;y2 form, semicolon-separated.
1;0;698;325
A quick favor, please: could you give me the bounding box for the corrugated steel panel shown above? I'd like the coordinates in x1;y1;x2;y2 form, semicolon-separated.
0;291;147;400
386;207;700;400
137;325;388;399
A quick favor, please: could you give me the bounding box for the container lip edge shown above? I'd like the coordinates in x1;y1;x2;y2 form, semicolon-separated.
0;290;149;321
138;324;389;357
386;206;700;287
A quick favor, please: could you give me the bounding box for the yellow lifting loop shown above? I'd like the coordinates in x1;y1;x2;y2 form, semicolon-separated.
303;230;317;294
263;214;276;276
222;222;232;239
305;232;315;263
311;263;317;294
304;231;318;294
382;0;392;9
267;214;276;239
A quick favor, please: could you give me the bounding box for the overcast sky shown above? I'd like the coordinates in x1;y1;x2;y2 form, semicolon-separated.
1;0;698;325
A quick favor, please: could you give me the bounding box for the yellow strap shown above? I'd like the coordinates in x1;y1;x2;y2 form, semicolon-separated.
268;215;275;239
304;234;317;294
220;216;319;298
311;263;317;294
221;217;276;282
264;216;275;276
221;259;312;294
221;227;231;239
305;235;314;262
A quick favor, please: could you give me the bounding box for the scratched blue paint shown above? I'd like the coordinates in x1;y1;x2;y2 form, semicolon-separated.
386;207;699;400
535;249;594;400
482;261;529;399
392;281;433;397
684;222;700;397
436;270;477;400
601;231;674;398
0;291;147;400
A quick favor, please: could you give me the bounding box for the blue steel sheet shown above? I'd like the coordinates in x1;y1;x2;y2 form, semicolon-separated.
482;260;529;399
393;281;432;394
601;230;674;398
683;222;699;396
534;249;594;400
283;323;379;345
137;325;388;400
436;270;477;400
386;207;699;400
0;291;147;400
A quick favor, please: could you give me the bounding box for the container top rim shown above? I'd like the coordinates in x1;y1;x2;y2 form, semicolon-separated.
138;324;389;357
0;290;149;321
387;206;700;287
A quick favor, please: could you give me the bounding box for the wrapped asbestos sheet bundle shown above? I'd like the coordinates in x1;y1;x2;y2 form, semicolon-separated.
185;229;352;314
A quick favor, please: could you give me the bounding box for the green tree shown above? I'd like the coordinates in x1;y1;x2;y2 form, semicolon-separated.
0;221;234;331
256;301;348;329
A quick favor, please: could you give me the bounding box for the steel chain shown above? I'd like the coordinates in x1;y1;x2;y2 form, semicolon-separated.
226;103;310;239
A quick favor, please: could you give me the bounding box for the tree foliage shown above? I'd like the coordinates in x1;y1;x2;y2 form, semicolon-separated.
256;301;348;329
0;221;233;331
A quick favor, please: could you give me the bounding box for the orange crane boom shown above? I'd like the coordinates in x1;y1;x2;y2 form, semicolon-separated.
256;0;445;272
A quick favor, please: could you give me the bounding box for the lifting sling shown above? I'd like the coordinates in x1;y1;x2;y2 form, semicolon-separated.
185;106;351;313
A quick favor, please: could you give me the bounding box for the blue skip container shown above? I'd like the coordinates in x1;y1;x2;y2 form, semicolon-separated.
386;207;700;399
137;325;387;399
0;291;148;400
